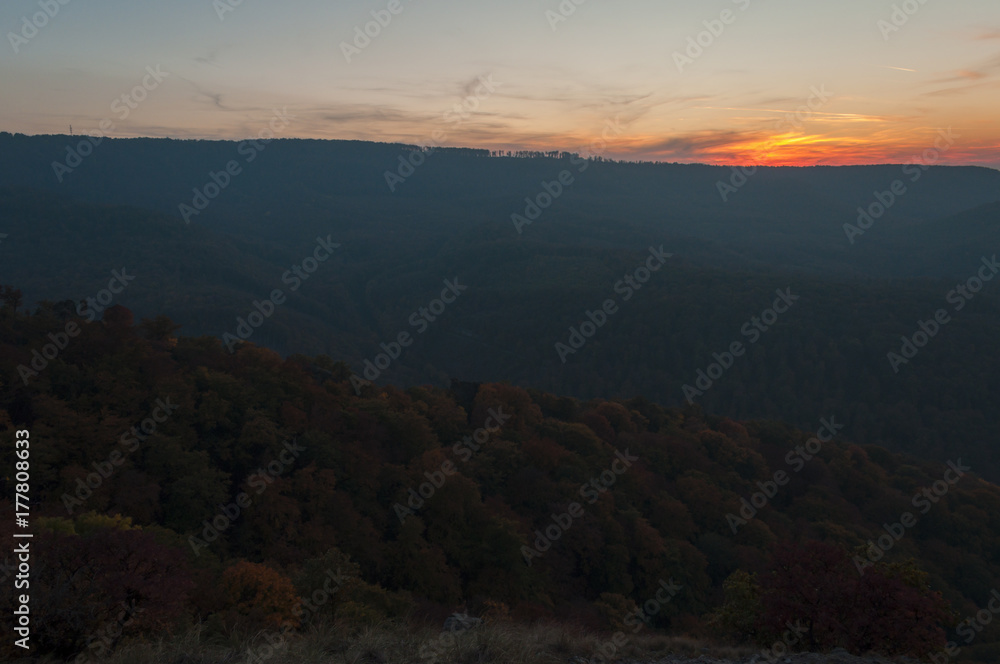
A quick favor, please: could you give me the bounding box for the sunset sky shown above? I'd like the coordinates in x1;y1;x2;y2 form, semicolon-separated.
1;0;998;168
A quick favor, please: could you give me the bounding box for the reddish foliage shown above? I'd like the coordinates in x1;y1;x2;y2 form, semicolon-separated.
760;540;948;657
219;561;301;630
27;526;192;658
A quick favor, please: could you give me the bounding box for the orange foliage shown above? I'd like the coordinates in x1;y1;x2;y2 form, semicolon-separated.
220;561;301;630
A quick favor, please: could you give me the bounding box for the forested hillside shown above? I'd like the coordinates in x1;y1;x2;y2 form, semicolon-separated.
2;133;999;280
2;296;1000;661
2;182;1000;483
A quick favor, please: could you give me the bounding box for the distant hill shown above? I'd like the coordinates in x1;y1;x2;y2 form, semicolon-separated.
892;202;1000;277
1;132;998;278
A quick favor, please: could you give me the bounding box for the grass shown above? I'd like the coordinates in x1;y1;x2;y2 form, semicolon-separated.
21;619;759;664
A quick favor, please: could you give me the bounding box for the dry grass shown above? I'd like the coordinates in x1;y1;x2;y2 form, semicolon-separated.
15;620;758;664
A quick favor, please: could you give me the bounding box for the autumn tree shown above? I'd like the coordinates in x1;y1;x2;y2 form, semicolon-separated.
218;561;300;631
759;540;950;657
21;514;192;658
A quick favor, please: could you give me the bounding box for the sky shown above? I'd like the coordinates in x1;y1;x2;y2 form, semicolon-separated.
1;0;998;168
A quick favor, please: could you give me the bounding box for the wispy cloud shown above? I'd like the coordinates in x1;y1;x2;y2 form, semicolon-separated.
194;48;224;67
922;52;1000;94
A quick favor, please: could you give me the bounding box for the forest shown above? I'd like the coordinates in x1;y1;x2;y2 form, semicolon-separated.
2;170;999;482
2;293;1000;661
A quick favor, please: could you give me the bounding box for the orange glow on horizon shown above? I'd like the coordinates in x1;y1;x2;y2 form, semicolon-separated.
504;126;1000;169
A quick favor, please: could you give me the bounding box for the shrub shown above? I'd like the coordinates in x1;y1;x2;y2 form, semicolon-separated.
219;561;301;631
758;540;950;658
593;592;640;633
3;515;191;659
710;569;763;643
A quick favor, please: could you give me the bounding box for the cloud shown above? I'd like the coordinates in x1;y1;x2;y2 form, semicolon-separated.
194;49;223;66
319;106;439;125
957;69;988;80
172;77;237;112
633;130;757;160
923;52;1000;94
458;73;497;98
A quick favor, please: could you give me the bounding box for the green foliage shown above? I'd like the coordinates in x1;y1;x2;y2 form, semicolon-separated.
593;592;640;633
294;548;413;626
710;570;762;643
37;511;137;535
334;583;413;626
